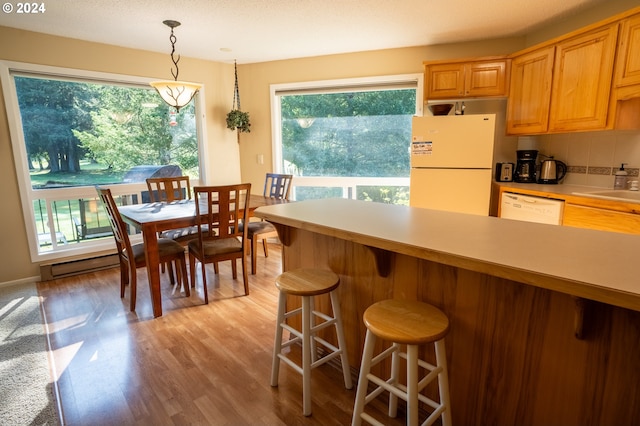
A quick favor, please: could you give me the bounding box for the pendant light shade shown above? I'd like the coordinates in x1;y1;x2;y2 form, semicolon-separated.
149;80;201;111
150;20;201;112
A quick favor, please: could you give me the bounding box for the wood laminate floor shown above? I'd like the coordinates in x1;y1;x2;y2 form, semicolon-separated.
38;244;406;425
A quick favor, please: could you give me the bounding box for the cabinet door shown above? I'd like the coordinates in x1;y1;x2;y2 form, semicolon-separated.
506;47;554;135
549;24;619;132
426;63;465;99
465;61;509;97
615;13;640;87
563;203;640;234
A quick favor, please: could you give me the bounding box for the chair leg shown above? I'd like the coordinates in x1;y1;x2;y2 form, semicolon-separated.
241;255;249;295
179;258;190;297
119;258;127;298
129;263;137;311
231;259;238;279
251;235;258;275
167;261;175;285
262;237;269;257
200;258;208;304
189;253;196;291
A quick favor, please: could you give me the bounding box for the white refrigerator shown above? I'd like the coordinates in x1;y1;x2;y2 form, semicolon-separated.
409;114;496;215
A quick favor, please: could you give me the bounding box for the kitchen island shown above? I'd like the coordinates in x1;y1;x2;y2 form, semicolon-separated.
255;198;640;425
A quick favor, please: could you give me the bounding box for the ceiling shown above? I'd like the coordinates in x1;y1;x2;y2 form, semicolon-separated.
0;0;611;64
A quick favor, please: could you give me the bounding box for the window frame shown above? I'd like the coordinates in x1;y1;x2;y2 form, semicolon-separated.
269;73;423;199
0;60;209;263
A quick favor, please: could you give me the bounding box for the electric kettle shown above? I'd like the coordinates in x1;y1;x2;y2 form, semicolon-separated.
538;157;567;184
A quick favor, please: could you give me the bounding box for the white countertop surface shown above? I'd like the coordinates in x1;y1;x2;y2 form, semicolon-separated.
498;182;607;196
255;198;640;311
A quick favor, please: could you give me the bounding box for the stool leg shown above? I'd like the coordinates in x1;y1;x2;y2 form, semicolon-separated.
435;339;452;426
406;344;419;426
302;295;312;416
330;290;353;389
270;291;287;387
309;296;317;364
388;343;400;418
351;329;376;426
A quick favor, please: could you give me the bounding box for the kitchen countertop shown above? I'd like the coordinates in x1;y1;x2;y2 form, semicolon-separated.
496;181;640;211
255;198;640;312
497;181;609;197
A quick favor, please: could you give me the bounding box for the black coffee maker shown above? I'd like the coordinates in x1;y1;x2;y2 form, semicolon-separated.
514;150;538;183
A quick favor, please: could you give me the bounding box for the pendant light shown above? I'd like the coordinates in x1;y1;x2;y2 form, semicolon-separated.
150;20;202;112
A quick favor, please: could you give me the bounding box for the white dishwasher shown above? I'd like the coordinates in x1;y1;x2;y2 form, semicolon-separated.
500;192;564;225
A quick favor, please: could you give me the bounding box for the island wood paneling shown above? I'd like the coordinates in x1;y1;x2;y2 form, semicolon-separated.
282;227;640;426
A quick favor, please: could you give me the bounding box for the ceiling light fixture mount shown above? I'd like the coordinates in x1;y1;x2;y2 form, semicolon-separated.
150;20;202;112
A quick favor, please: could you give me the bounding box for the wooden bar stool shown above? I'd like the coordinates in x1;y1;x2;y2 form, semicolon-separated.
270;268;353;416
351;299;451;426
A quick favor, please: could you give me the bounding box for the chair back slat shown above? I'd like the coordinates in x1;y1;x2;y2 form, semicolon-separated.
146;176;192;202
264;173;293;200
96;186;133;258
193;183;251;243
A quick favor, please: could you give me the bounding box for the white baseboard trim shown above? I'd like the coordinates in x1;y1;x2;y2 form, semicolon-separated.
0;276;40;289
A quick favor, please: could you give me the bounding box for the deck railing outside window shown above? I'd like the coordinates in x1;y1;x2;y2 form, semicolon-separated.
33;183;147;256
38;177;409;257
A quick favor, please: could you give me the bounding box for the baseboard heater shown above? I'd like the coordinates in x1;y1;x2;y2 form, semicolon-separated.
40;254;119;281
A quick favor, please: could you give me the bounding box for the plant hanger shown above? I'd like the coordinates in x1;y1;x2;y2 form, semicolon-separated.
226;60;251;141
232;60;241;111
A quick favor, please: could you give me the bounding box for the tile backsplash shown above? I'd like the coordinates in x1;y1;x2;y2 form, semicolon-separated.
534;130;640;188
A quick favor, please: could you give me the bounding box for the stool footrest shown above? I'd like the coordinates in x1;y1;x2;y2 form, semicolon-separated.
369;343;399;368
360;412;386;426
277;353;304;375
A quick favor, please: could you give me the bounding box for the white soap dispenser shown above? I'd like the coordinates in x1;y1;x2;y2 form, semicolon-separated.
614;163;628;190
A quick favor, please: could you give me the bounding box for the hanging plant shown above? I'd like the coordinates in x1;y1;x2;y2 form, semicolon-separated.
226;60;251;139
226;109;250;133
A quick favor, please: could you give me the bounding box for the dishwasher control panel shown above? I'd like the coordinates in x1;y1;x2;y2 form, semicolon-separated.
500;192;564;225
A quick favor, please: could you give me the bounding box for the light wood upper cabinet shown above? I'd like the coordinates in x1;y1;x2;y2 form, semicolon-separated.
506;23;620;135
548;24;619;132
466;61;510;97
425;63;464;99
506;46;555;135
615;13;640;87
425;59;510;100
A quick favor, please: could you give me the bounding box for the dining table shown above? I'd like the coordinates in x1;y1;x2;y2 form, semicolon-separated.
118;194;285;317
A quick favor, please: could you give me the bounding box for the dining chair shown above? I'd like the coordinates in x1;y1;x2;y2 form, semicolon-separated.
146;176;191;203
96;186;190;311
188;183;252;303
146;175;200;281
145;176;201;241
244;173;292;274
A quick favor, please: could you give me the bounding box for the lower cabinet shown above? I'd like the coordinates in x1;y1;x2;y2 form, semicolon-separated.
563;203;640;235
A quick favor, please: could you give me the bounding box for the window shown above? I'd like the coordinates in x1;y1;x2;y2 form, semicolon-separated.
0;61;206;262
271;74;422;204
